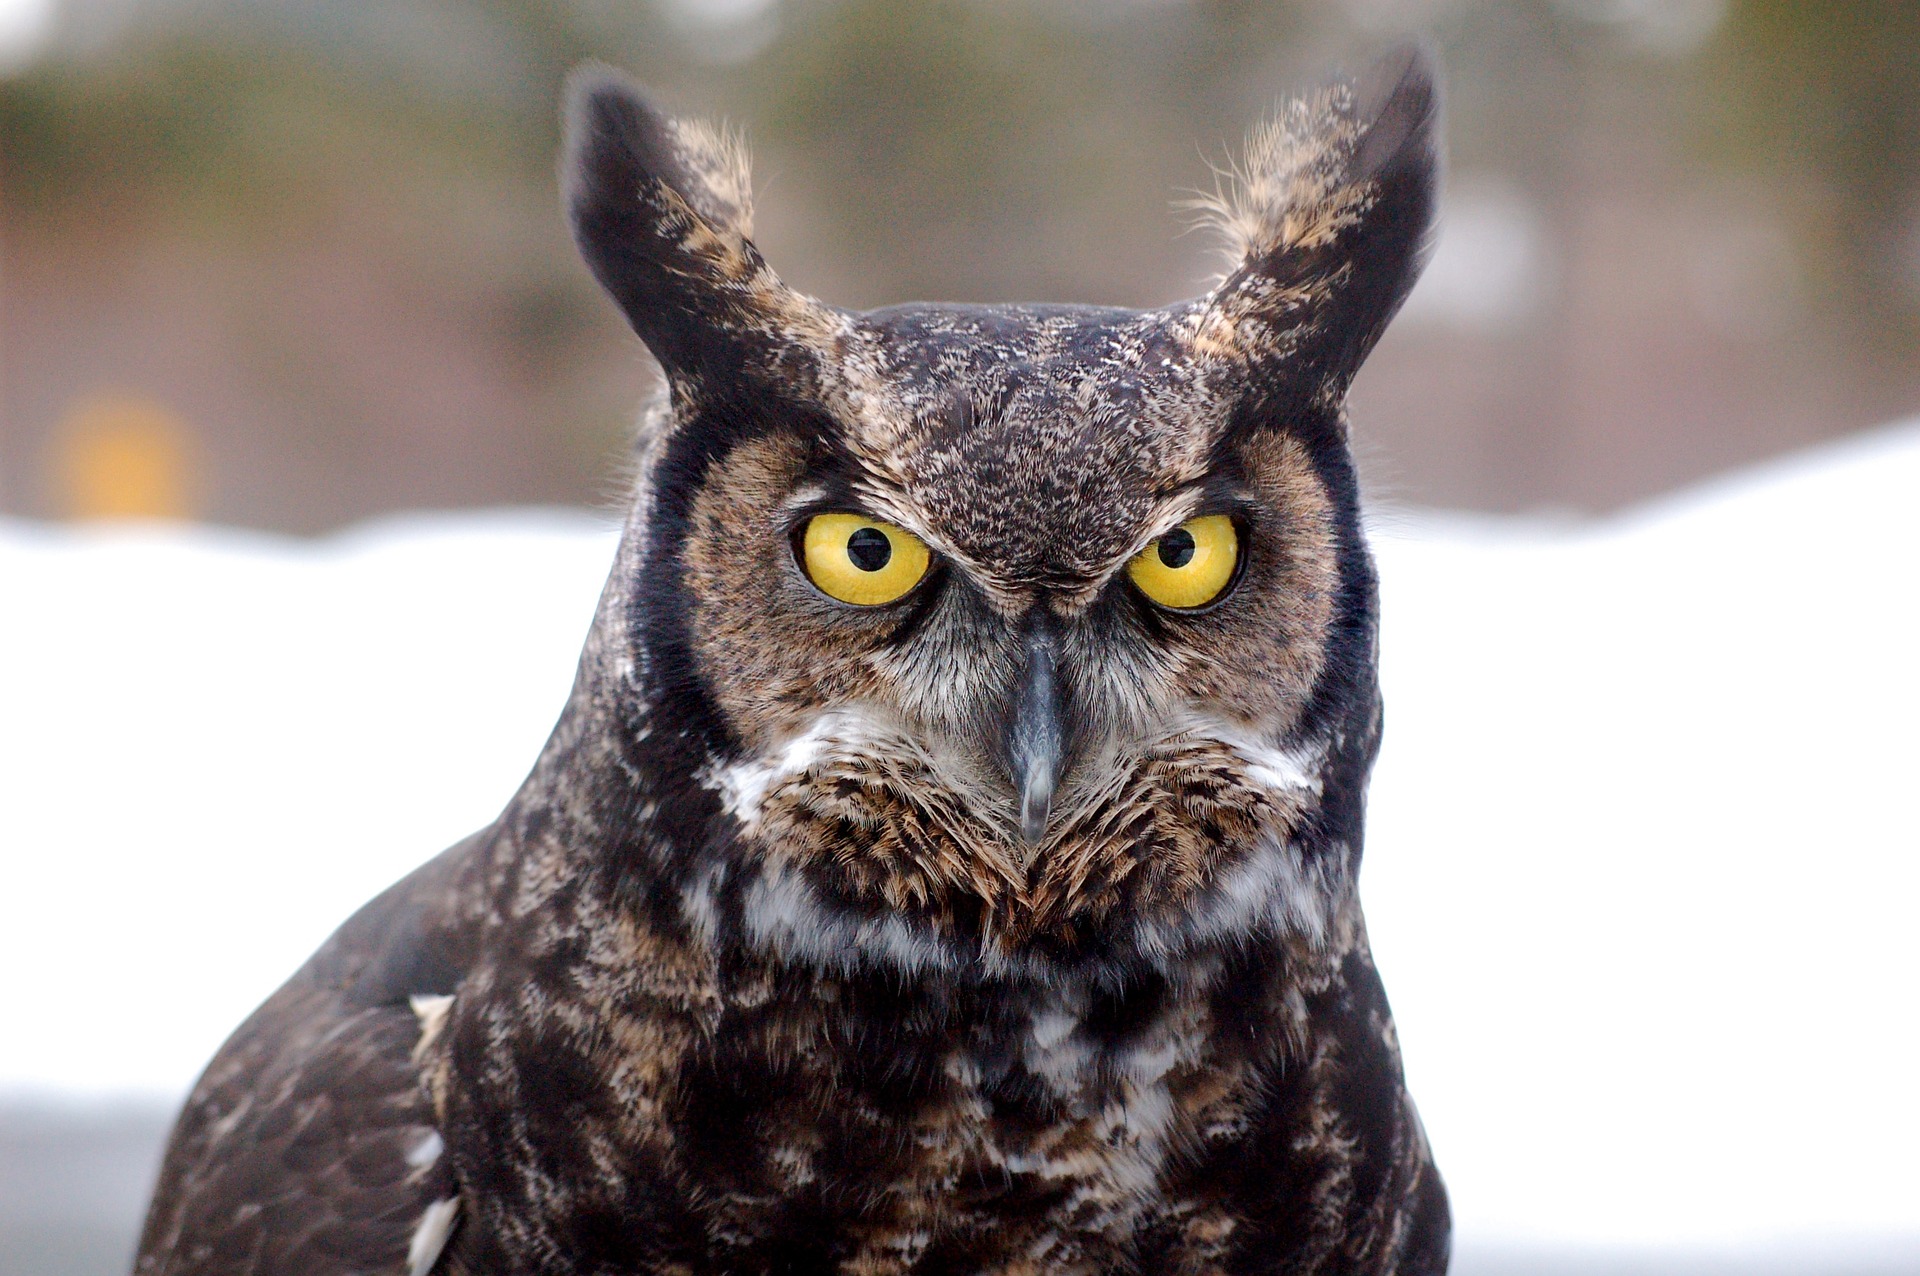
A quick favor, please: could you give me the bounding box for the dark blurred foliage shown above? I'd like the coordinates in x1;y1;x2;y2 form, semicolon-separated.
1707;3;1920;357
1;0;1917;529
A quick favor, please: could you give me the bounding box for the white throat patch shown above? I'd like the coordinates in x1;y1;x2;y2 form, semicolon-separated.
702;705;1346;974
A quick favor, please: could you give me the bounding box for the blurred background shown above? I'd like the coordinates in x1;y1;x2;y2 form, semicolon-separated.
4;2;1920;1275
3;0;1919;529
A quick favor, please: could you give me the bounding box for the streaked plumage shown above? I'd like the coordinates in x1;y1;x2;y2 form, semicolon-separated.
138;44;1449;1276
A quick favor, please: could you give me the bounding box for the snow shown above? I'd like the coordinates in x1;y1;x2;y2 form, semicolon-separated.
0;511;615;1094
1362;423;1920;1252
0;0;54;76
2;424;1917;1258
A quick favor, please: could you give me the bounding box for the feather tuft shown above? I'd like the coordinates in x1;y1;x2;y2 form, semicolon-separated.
669;116;755;240
1179;81;1372;272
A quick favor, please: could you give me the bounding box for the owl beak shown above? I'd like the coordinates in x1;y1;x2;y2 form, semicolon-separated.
1008;630;1064;845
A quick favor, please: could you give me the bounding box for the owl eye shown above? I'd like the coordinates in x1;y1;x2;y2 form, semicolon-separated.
1126;514;1240;610
800;513;932;606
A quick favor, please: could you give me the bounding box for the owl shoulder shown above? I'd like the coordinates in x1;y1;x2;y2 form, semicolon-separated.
133;833;491;1275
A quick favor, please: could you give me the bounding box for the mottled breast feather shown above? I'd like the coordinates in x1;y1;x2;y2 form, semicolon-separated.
136;42;1450;1276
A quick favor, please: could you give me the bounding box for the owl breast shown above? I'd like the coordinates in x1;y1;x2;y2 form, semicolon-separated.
428;876;1372;1276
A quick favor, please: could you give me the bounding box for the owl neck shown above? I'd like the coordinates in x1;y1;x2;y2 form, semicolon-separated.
502;695;1381;995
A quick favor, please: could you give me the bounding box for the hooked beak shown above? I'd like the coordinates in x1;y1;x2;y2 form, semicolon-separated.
1007;629;1065;845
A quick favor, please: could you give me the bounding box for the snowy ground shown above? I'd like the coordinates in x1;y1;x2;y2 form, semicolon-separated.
3;423;1917;1274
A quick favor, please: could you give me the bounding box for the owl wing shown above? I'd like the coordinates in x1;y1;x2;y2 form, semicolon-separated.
133;835;485;1276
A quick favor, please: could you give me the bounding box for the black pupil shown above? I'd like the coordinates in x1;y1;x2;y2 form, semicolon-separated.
847;527;893;572
1157;527;1197;569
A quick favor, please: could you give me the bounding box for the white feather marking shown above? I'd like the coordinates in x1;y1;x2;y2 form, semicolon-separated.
742;859;959;976
1240;747;1324;798
1147;832;1341;954
405;1129;444;1170
677;861;727;947
1106;720;1342;958
700;709;876;828
409;993;454;1065
1001;991;1186;1216
1029;1007;1078;1052
406;1196;460;1276
1179;715;1326;799
1022;995;1096;1099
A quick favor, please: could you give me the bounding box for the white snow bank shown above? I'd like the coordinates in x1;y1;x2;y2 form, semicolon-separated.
2;426;1917;1256
1363;423;1920;1250
0;511;616;1092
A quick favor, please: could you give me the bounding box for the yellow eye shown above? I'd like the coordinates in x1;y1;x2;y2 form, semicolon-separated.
800;513;931;607
1126;514;1240;610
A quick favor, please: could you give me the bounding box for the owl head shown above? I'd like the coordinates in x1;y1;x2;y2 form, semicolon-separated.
559;49;1438;980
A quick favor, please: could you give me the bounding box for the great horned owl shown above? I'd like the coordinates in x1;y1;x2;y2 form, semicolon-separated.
136;45;1447;1276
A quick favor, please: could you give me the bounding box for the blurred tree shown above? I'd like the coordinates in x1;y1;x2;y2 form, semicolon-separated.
1709;2;1920;358
0;0;1916;527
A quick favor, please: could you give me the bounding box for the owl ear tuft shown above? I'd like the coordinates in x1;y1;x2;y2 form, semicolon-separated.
563;64;810;381
1194;43;1441;400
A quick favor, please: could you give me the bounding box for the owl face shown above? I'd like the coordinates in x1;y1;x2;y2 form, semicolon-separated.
564;54;1436;973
